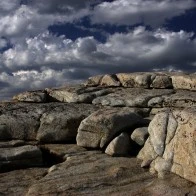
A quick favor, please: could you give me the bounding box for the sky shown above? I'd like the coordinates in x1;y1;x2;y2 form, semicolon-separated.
0;0;196;100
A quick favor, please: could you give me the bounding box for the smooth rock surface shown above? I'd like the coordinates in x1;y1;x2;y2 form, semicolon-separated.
131;127;149;146
77;107;145;148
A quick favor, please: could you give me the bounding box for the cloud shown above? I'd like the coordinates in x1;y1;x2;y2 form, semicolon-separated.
1;27;196;73
0;68;89;100
0;38;8;49
0;0;21;15
0;1;196;100
91;0;196;26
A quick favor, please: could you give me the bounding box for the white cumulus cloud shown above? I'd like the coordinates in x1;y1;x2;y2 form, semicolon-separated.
92;0;196;26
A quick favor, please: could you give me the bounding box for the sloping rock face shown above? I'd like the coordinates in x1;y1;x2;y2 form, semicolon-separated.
0;72;195;195
27;151;196;196
138;107;196;183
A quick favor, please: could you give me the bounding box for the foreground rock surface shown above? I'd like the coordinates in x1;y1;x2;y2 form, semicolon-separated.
26;151;196;196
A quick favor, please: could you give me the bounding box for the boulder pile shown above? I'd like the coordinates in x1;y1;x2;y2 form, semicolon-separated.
0;72;195;195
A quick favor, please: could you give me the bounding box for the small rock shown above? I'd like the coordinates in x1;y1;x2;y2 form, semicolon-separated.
105;132;131;156
151;75;172;89
131;127;148;146
100;74;120;87
116;73;152;88
83;75;103;87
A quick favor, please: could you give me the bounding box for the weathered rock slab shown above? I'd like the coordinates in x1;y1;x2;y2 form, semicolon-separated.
0;168;47;196
93;88;174;107
46;85;111;103
36;103;99;143
77;107;145;149
0;145;43;171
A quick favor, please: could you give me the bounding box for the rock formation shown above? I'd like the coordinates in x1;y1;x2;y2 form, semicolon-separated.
0;72;196;195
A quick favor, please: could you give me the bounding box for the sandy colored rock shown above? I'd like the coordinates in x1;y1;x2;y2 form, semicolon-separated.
100;74;120;87
131;127;148;146
171;74;196;90
151;75;172;89
116;72;152;88
13;91;47;103
77;107;145;148
83;75;103;86
139;107;196;184
137;138;158;167
105;132;131;156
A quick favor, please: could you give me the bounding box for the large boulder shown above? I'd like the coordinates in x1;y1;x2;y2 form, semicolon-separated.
0;103;46;141
138;107;196;184
36;103;99;143
76;107;145;148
